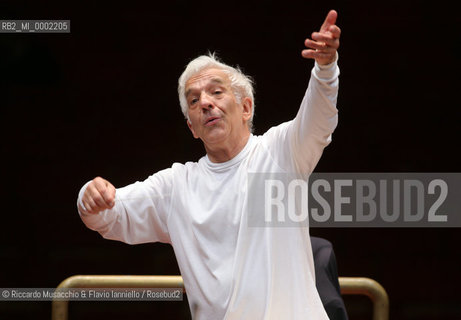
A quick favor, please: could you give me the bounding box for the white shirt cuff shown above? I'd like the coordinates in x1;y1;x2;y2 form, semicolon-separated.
77;181;92;216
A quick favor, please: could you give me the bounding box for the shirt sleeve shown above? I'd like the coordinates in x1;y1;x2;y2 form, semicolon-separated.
262;55;339;175
77;168;174;245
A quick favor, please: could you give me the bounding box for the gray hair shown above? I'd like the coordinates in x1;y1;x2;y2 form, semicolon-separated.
178;53;255;131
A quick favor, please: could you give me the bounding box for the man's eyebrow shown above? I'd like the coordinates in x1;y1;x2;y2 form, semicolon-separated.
210;78;224;85
185;77;225;98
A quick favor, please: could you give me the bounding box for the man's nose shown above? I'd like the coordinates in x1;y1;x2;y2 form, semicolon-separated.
199;93;214;110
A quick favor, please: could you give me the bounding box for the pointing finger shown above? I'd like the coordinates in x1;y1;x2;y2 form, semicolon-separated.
320;10;338;33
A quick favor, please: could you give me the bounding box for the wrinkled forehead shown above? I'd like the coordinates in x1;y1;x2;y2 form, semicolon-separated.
185;68;231;92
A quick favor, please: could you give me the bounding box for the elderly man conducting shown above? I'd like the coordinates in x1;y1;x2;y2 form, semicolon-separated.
77;10;341;320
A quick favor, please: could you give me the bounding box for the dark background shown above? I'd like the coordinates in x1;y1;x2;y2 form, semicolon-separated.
1;0;460;319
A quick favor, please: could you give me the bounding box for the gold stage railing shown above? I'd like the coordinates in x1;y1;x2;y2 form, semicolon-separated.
339;277;389;320
51;275;389;320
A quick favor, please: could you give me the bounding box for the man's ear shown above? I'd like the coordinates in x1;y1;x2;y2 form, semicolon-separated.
242;97;253;123
187;120;199;139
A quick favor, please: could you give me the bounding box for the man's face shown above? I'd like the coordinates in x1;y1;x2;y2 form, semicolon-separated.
185;68;252;145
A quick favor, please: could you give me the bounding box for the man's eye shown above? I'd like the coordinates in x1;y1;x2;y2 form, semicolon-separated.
214;90;222;95
190;98;198;105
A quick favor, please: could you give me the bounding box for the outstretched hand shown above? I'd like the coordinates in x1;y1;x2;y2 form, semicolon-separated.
302;10;341;65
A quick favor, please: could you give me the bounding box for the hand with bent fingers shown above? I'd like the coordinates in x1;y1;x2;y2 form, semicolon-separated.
79;177;116;214
302;10;341;65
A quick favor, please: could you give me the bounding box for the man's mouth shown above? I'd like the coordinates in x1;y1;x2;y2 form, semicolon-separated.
204;116;220;126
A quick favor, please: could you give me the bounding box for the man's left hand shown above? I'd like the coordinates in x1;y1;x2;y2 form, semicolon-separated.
302;10;341;65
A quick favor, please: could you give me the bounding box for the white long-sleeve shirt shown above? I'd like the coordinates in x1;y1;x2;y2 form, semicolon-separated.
78;58;339;319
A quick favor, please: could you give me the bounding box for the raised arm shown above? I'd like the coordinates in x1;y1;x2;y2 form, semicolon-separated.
274;10;341;174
